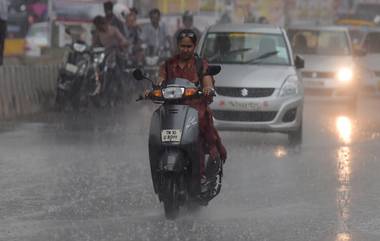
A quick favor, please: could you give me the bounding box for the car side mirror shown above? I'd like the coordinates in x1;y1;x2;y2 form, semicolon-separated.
295;55;305;69
353;48;367;57
207;65;221;76
133;69;145;81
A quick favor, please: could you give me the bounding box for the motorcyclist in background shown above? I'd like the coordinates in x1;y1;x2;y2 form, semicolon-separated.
103;1;126;37
92;16;128;50
141;8;170;56
92;16;128;103
146;29;227;192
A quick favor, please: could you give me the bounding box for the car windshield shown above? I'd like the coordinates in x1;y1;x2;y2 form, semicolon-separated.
200;32;291;65
288;30;351;56
362;32;380;53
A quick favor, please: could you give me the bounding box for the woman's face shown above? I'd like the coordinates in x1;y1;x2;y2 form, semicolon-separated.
178;37;196;60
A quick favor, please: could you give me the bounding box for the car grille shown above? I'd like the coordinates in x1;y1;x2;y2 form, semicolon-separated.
301;71;335;79
215;87;275;98
213;110;277;122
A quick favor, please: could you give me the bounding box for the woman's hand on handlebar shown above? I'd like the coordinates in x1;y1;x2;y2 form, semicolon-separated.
144;89;151;97
203;87;215;97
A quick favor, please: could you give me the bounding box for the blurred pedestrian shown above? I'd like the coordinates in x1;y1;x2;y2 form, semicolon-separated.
124;7;141;46
141;8;170;55
103;1;126;37
124;7;144;66
218;11;232;24
258;16;269;24
174;11;201;47
244;11;256;23
0;0;8;66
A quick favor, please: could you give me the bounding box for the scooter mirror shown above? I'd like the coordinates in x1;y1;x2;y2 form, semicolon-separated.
207;65;221;76
133;69;145;81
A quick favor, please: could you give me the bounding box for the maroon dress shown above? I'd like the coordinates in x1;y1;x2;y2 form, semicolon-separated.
159;55;227;175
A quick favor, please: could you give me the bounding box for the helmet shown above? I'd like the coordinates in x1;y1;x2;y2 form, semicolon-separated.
113;3;130;21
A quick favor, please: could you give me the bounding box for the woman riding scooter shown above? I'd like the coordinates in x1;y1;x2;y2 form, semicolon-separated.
147;29;227;192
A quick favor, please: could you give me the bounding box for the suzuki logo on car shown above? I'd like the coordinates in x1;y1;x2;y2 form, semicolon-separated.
241;88;249;97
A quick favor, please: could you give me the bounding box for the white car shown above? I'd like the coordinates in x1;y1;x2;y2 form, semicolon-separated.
197;24;304;143
287;26;360;106
355;28;380;94
25;22;49;57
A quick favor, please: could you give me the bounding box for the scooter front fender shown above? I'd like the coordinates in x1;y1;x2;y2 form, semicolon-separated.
159;150;186;173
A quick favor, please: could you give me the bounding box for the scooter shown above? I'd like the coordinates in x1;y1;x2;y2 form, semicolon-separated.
133;66;223;219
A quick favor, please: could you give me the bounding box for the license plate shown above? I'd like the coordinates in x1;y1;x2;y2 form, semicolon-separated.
161;129;182;143
304;80;324;87
227;101;261;111
65;63;78;74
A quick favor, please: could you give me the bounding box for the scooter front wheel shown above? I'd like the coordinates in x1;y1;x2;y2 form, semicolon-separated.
163;175;180;220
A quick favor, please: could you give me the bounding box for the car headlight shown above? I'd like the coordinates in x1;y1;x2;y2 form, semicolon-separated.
162;87;185;99
279;77;300;97
337;67;353;83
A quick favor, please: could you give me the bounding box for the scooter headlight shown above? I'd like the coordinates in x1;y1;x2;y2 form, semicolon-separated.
94;53;105;64
162;87;185;99
73;43;87;53
146;56;159;66
77;62;87;76
337;67;353;83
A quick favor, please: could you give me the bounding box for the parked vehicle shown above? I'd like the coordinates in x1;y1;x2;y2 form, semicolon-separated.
55;38;92;111
198;24;304;144
133;67;224;219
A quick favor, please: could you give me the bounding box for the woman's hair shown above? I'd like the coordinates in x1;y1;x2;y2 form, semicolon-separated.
176;29;197;45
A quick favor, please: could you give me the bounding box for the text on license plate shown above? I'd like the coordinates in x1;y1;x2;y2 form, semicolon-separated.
65;63;78;74
227;101;261;111
161;129;182;143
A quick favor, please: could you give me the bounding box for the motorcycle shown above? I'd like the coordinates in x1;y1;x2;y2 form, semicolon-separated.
98;47;126;107
78;46;106;109
133;66;223;219
138;37;172;90
55;29;91;111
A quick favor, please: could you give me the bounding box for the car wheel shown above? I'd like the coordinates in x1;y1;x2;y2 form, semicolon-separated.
288;121;303;145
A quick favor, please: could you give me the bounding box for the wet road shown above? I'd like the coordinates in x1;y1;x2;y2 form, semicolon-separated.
1;97;380;241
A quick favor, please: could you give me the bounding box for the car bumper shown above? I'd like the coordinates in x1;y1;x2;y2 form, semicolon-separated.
303;77;358;101
210;95;303;132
